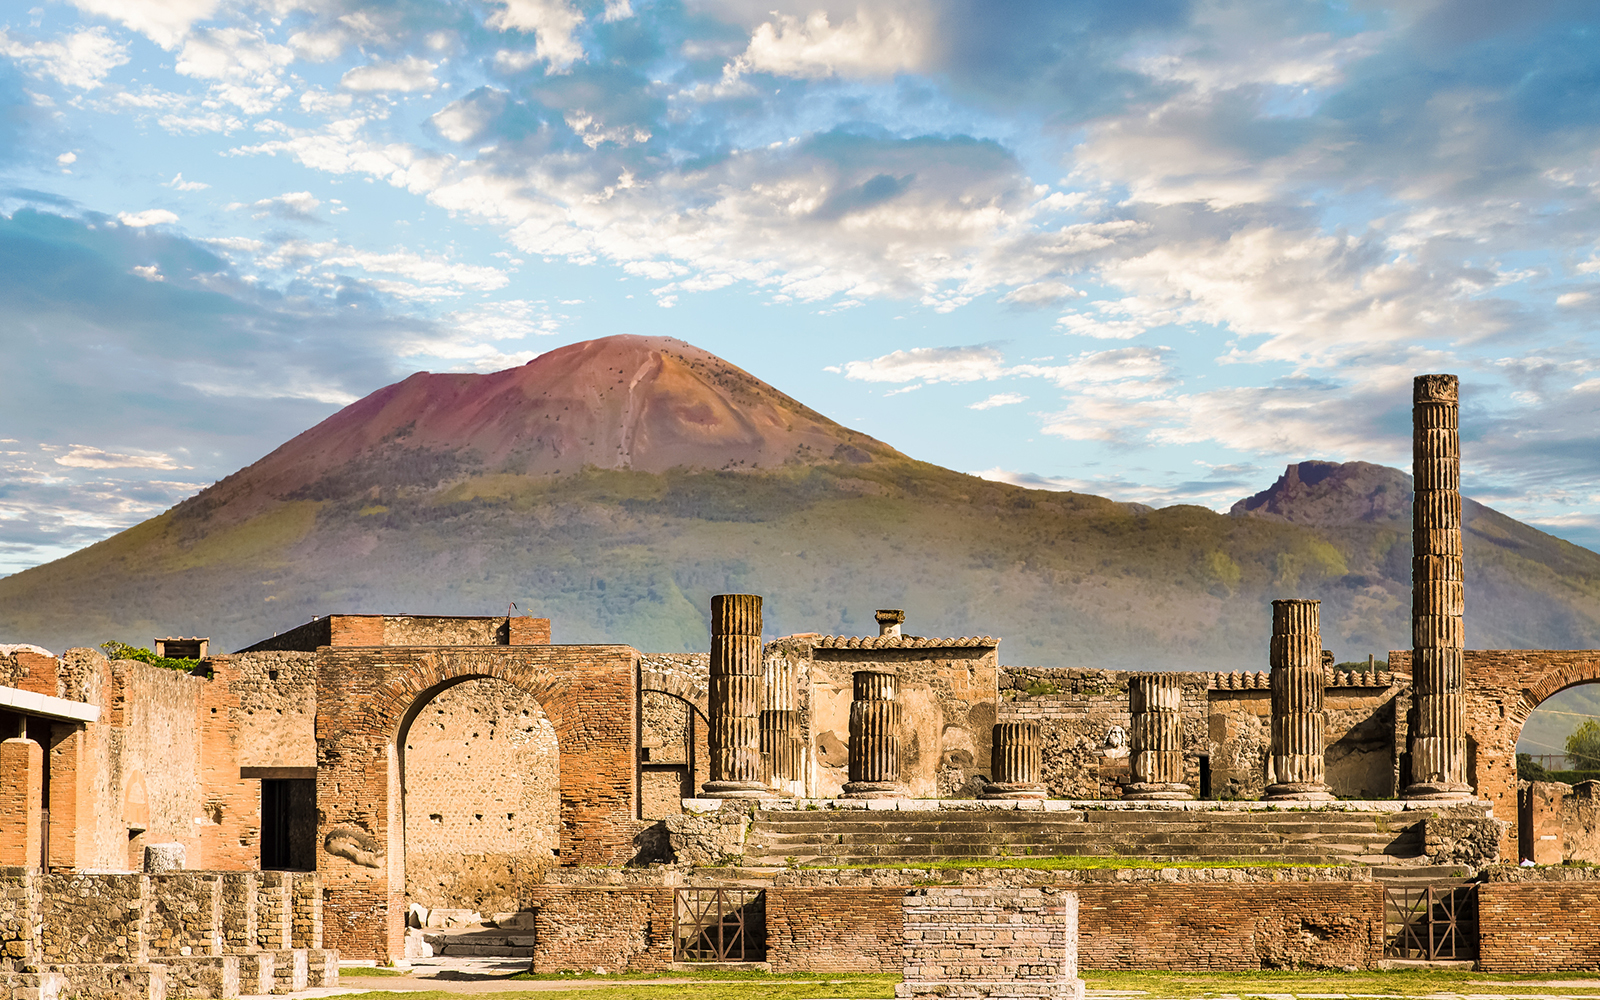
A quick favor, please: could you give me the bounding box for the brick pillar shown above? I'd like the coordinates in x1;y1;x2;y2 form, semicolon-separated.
842;669;905;798
47;723;96;869
0;738;44;867
703;594;767;798
760;648;802;796
1265;599;1334;801
1406;374;1474;800
982;722;1047;800
1124;674;1192;800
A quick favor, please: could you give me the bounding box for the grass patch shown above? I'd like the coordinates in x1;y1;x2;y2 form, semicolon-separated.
801;855;1332;871
1089;968;1600;997
318;977;898;1000
337;966;411;977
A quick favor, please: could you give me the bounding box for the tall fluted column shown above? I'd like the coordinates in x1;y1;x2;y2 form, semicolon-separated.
1124;674;1192;800
1406;374;1474;800
702;594;767;798
761;647;803;796
982;722;1046;799
841;669;906;799
1265;599;1333;801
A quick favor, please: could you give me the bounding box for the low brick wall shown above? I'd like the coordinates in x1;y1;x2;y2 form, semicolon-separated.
1076;883;1382;970
1479;880;1600;971
526;887;673;973
766;887;902;973
900;887;1081;998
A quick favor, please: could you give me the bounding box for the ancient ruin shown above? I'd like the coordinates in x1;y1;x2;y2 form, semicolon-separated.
5;372;1600;993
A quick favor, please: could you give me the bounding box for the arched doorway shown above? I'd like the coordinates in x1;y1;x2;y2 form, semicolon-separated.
400;677;560;916
315;644;639;961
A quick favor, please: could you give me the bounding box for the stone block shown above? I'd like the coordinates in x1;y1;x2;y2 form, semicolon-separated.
144;846;186;874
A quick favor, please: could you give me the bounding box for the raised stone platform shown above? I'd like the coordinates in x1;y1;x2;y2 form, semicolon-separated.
682;798;1501;869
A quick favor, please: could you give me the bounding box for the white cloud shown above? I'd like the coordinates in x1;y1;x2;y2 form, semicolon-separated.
340;56;439;93
54;445;184;470
841;346;1009;384
429;90;508;143
255;239;508;298
969;393;1028;410
1000;281;1079;307
130;265;163;281
163;173;209;191
239;191;321;221
116;209;179;227
486;0;586;71
69;0;216;50
732;10;924;80
0;27;128;90
602;0;633;22
57;152;76;166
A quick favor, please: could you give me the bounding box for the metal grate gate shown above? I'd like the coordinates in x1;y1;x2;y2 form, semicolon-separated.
674;888;765;962
1383;885;1477;961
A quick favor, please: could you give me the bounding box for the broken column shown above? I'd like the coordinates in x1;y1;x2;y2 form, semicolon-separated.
761;648;803;797
876;608;905;637
1265;599;1333;801
842;668;906;799
702;593;767;799
982;722;1047;799
1405;374;1474;800
1123;673;1192;800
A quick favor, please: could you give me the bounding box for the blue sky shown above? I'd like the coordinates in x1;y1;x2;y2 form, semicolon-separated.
3;0;1600;576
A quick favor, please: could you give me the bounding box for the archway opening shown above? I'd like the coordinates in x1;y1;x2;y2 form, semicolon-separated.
1517;681;1600;780
639;689;708;819
400;677;559;917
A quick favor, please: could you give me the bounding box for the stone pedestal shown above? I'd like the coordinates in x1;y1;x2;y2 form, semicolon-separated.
1265;599;1334;801
841;669;906;799
702;593;768;799
897;887;1084;1000
1123;674;1192;801
1405;374;1474;801
983;722;1047;799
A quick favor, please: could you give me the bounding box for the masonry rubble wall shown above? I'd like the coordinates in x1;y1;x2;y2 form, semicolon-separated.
639;654;710;820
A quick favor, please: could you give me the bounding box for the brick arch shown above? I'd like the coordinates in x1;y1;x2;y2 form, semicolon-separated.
314;644;639;963
1511;659;1600;728
639;665;709;723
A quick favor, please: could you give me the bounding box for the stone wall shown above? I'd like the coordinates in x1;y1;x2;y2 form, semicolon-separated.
111;659;210;870
771;637;997;799
524;887;673;973
999;668;1400;800
639;653;709;816
765;887;903;973
148;874;222;957
402;677;558;913
35;874;150;964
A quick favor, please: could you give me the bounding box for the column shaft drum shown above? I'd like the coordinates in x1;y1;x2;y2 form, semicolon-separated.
842;669;906;799
1124;673;1192;800
702;593;768;798
1265;599;1333;801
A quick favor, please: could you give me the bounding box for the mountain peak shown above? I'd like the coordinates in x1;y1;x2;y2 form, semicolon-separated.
1230;460;1413;527
204;334;899;506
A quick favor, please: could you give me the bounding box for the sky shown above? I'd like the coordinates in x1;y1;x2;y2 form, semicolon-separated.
3;0;1600;580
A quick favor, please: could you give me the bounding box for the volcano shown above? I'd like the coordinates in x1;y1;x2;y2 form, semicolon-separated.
2;337;1599;664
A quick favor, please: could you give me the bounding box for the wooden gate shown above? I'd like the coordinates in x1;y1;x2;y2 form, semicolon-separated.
674;888;765;962
1384;884;1477;961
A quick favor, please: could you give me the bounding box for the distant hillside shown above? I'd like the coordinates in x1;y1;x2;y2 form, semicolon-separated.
2;338;1598;666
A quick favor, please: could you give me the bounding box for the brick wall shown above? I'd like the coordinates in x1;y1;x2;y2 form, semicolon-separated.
1075;882;1382;970
403;677;558;912
1480;880;1600;971
525;887;673;973
765;887;902;973
0;740;43;867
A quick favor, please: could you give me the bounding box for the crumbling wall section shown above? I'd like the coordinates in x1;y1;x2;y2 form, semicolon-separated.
524;887;673;973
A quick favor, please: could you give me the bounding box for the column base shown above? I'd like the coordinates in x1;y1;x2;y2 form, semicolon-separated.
1264;783;1335;802
700;780;769;799
980;782;1047;800
1402;780;1476;801
1122;782;1193;801
840;781;906;799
